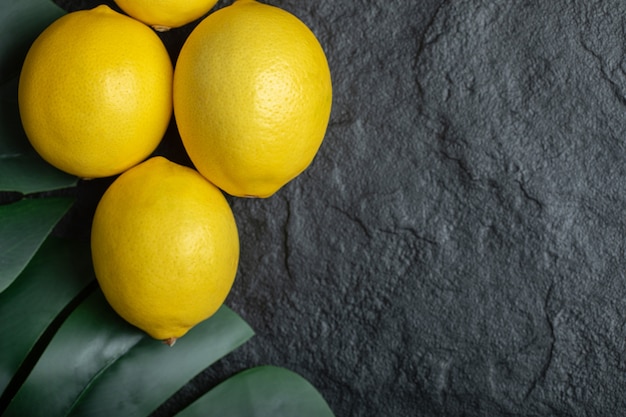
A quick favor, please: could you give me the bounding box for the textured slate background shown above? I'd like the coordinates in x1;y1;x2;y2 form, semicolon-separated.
53;0;626;416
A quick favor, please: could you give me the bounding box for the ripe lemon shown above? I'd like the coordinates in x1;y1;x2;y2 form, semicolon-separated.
114;0;219;31
91;156;239;343
173;0;333;198
18;5;173;179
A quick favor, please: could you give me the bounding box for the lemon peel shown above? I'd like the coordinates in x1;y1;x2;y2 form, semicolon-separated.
91;157;240;341
18;5;172;178
173;0;332;197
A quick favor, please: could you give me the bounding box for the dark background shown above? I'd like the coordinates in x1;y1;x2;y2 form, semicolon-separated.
51;1;626;416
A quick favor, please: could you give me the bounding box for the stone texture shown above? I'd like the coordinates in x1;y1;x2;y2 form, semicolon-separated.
51;1;626;416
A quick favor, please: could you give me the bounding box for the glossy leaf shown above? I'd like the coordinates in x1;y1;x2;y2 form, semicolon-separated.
3;291;145;417
0;197;74;293
3;287;254;417
66;305;254;417
0;237;95;395
178;366;336;417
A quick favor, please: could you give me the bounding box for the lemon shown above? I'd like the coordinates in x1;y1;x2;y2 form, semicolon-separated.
18;5;173;179
114;0;218;31
91;156;239;343
173;0;333;198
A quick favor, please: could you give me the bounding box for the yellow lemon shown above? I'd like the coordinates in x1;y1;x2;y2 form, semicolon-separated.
91;156;239;343
18;5;173;179
114;0;219;31
173;0;332;198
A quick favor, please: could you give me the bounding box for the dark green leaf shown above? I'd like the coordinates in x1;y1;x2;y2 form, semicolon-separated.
0;0;65;84
0;197;74;293
178;366;336;417
3;291;145;417
66;305;254;417
3;286;253;417
0;154;77;194
0;236;95;395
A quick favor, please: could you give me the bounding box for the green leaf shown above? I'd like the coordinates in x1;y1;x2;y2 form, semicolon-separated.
0;236;95;395
0;197;74;293
3;291;145;417
0;153;77;194
0;0;65;84
3;288;253;417
0;1;77;193
66;305;254;417
178;366;336;417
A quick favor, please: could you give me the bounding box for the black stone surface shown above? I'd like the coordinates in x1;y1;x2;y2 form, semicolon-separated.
48;1;626;416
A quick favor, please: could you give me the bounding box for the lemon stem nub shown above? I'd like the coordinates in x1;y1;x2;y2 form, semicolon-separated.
152;25;172;32
164;337;177;347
